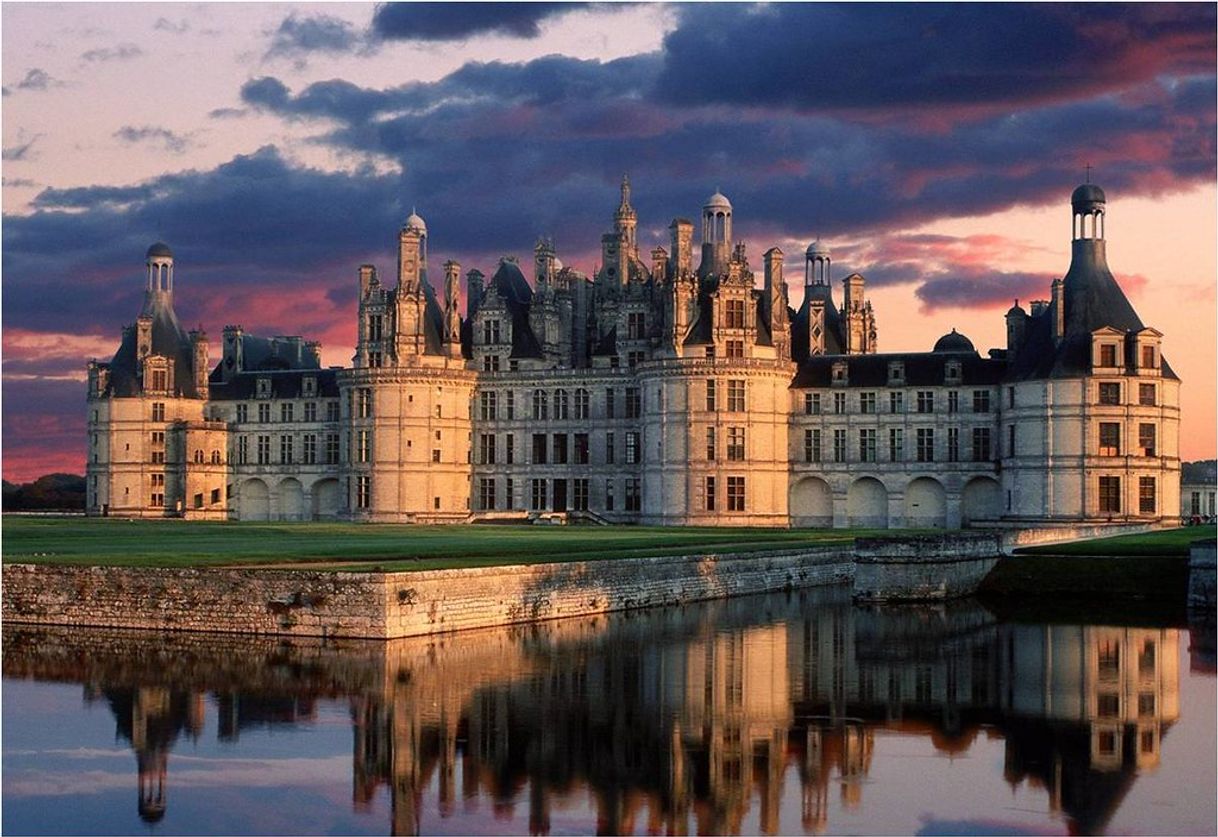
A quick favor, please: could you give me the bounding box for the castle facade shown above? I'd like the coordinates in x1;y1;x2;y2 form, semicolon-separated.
85;181;1180;528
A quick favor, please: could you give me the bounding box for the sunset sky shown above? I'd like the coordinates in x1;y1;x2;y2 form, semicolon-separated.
3;2;1215;483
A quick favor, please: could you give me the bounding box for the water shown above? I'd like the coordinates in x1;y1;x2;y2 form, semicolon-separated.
3;587;1214;836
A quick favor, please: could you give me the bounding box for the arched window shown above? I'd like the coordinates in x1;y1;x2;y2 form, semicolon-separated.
532;389;548;421
554;389;569;420
574;388;590;420
194;449;204;464
211;450;222;464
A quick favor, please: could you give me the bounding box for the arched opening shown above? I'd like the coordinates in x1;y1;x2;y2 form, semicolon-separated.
790;476;834;528
311;478;341;520
278;478;304;521
239;478;269;522
847;477;888;529
961;477;1001;527
904;477;947;528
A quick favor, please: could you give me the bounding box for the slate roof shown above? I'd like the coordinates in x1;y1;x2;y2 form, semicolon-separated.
102;294;200;399
792;349;1006;389
486;259;543;359
208;367;340;401
790;284;845;361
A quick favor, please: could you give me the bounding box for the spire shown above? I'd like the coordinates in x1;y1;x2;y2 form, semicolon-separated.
619;173;631;211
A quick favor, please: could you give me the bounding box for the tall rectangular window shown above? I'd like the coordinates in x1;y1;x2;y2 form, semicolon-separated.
479;433;496;465
947;391;959;413
833;429;847;463
238;436;249;465
625;387;641;418
972;391;991;413
325;433;340;464
554;389;569;420
725;299;746;329
530;479;547;511
303;434;317;464
727;427;745;461
303;402;317;422
281;403;294;422
573;478;589;511
728;380;745;412
972;427;991;461
705;476;716;511
1098;383;1121;405
483;319;501;344
833;392;846;414
1139;477;1156;514
859;392;876;414
1138;384;1156;406
532;390;548;421
553;433;568;465
1100;343;1118;367
1140;345;1156;368
575;433;589;465
1008;424;1016;456
574;388;590;419
606;432;615;464
1138;423;1156;457
505;478;514;509
916;428;935;462
358;389;372;418
727;476;745;512
890;391;904;414
357;476;370;509
725;340;744;358
506;390;515;420
859;429;877;462
280;435;294;464
326;402;340;422
917;391;935;413
532;433;547;465
625;432;639;464
606;388;616;419
479;391;497;421
479;478;496;511
706;380;717;412
1099;422;1121;456
257;435;271;465
258;403;271;423
625;479;641;512
706;426;717;461
236;404;248;423
152;402;165;421
505;434;515;464
627;311;646;339
605;480;615;511
947;427;959;462
1099;476;1121;513
889;428;903;462
357;430;370;463
805;392;821;415
804;429;821;463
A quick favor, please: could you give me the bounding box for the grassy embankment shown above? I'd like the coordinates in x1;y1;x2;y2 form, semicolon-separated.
981;526;1213;604
0;516;907;572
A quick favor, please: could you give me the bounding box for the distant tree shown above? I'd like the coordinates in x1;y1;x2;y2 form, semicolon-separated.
2;473;86;511
1181;460;1217;485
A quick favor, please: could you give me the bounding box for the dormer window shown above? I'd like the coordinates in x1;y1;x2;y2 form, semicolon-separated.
256;377;271;398
1099;344;1118;367
483;319;501;345
832;361;848;386
888;362;905;384
1140;345;1156;369
302;376;317;397
945;361;962;384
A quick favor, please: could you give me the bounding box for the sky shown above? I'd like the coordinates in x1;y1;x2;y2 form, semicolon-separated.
2;2;1215;483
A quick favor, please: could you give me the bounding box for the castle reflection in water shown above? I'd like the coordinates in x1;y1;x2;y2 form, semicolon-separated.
2;589;1184;835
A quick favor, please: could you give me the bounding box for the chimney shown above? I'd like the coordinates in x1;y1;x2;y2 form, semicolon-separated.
221;325;243;381
763;248;784;298
190;329;209;398
136;315;153;373
466;269;485;318
669;219;693;276
1051;278;1065;344
398;227;422;292
651;246;669;282
359;264;377;297
1005;301;1027;365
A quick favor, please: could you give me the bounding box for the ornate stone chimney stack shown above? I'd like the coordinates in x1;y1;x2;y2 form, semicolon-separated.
670;218;693;276
443;260;462;356
1051;278;1065;345
190;329;209;398
466;269;485;319
1005;301;1027;365
359;264;378;298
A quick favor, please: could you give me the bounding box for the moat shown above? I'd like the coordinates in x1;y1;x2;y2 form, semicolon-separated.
3;586;1214;836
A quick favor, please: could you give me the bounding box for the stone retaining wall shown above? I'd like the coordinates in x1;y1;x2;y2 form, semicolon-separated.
853;534;1002;601
3;548;854;639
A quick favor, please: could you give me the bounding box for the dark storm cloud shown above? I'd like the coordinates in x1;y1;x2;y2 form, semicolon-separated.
657;3;1217;116
371;2;575;42
265;13;367;59
914;270;1056;311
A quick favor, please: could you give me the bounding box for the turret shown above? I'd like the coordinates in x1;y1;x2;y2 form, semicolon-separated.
1005;301;1027;364
613;174;638;258
534;238;557;287
699;191;732;277
144;242;174;301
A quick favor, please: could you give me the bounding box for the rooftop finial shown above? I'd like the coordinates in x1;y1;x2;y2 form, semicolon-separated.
1084;164;1091;184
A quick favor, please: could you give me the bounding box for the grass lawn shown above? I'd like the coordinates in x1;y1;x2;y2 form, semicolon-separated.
1016;525;1215;557
0;516;907;571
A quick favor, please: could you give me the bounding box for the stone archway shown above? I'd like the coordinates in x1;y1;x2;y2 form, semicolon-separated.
239;478;269;522
790;477;834;528
961;477;1001;526
278;478;304;521
311;478;341;520
847;477;888;529
904;477;947;528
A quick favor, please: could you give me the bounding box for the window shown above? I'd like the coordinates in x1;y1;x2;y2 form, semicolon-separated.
1098;383;1120;405
236;404;248;423
1141;345;1157;368
705;346;716;359
727;380;745;412
574;389;590;419
629;350;646;369
483;319;501;345
479;433;496;465
606;432;615;464
367;351;382;368
1139;640;1156;676
553;434;568;465
833;392;846;414
725;299;746;329
1139;423;1156;457
326;402;340;422
238;436;249;464
1099;476;1121;513
1008;424;1016;456
833;429;847;463
1100;343;1118;367
506;390;516;420
151;473;165;487
706;427;717;461
483;355;500;372
1099;422;1121;456
257;435;271;465
916;391;934;413
211;450;221;464
859;429;877;462
357;476;370;509
554;389;569;420
256;378;271;398
948;391;959;413
625;432;639;464
504;478;514;509
725;340;744;358
150;493;164;507
890;391;904;414
947;427;959;462
211;488;221;505
435;404;442;418
625;387;641;418
367;315;383;342
706;380;717;412
303;402;317;422
506;434;515;464
804;392;821;415
727;476;745;512
358;388;372;418
605;480;615;511
478;478;496;510
889;362;905;383
625;479;641;512
302;376;317;397
151;431;165;447
972;390;990;413
1139;477;1156;514
357;430;370;463
1008;386;1016;408
727;427;745;461
532;433;547;465
258;403;272;423
431;448;441;463
860;392;876;414
573;478;589;511
325;434;340;464
479;391;497;421
151;402;166;421
150;369;168;391
605;389;616;419
575;433;589;464
281;403;294;423
916;428;935;462
705;476;716;511
530;480;547;510
627;311;646;339
303;434;317;464
532;389;548;420
151;451;165;464
972;428;992;461
1139;383;1156;406
890;428;904;462
804;429;821;463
